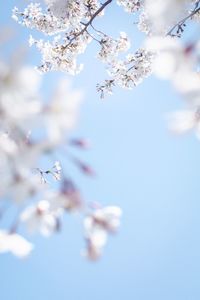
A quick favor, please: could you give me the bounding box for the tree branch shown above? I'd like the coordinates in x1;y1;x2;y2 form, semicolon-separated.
167;0;200;36
62;0;113;50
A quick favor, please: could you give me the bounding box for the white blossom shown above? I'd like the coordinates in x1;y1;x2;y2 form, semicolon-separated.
167;108;200;138
20;200;58;236
83;206;122;260
117;0;143;13
0;230;33;258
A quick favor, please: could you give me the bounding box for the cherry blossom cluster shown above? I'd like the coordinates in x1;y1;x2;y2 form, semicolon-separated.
147;36;200;138
14;0;200;138
117;0;143;13
13;0;150;94
97;48;155;98
12;0;100;74
0;52;121;260
12;0;200;105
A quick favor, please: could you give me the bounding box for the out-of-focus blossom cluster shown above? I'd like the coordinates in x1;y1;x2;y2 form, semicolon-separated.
0;53;121;260
10;0;200;256
146;35;200;138
141;1;200;138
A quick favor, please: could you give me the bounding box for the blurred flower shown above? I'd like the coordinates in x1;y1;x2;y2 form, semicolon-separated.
20;200;58;236
0;230;33;258
83;206;122;260
167;108;200;138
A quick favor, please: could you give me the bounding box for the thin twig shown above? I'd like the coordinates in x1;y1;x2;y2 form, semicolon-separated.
86;29;101;43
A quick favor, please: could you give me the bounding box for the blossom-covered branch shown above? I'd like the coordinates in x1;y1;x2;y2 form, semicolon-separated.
62;0;113;49
13;0;200;137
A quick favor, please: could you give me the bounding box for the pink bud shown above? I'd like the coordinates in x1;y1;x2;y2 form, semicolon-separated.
70;138;90;149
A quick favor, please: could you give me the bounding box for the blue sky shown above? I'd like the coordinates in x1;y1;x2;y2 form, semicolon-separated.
1;1;200;300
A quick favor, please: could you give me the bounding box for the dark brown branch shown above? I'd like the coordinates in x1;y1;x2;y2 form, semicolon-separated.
167;0;200;36
62;0;112;49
